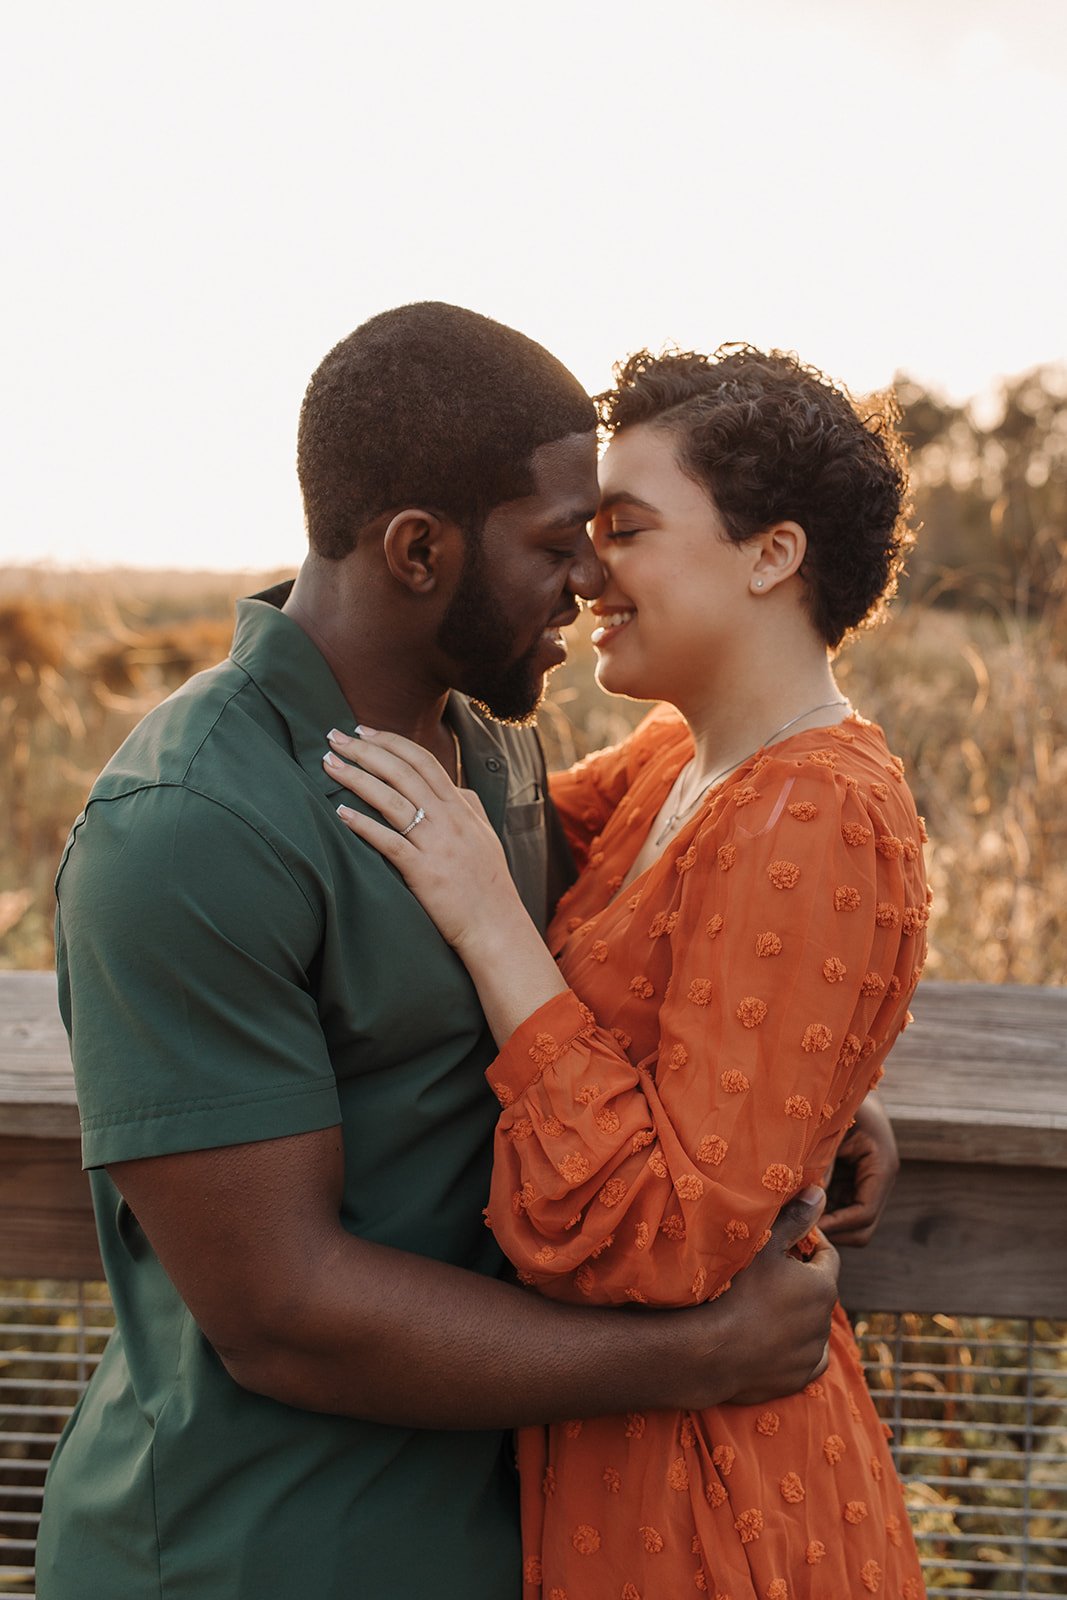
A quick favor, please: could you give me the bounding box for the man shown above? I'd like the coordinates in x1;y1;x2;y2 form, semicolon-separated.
38;304;875;1599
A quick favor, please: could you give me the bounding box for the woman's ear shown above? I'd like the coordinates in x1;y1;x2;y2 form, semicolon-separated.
382;509;459;594
748;520;807;595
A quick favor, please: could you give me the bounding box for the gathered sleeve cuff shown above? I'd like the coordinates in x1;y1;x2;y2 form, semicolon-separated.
487;990;607;1106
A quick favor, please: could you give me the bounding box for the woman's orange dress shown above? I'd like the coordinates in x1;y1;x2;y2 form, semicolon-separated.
485;706;928;1600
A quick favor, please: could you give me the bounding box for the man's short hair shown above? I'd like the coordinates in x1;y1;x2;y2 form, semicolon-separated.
298;302;596;559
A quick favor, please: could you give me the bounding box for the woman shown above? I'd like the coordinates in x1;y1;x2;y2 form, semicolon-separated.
328;346;928;1599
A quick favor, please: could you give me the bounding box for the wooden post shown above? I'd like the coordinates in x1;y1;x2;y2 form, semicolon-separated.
0;970;99;1277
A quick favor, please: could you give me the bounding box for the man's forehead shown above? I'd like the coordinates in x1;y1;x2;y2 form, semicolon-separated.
530;429;596;479
482;432;597;538
517;430;599;522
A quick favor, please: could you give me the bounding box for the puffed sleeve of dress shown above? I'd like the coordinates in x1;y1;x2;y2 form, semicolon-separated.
485;749;924;1308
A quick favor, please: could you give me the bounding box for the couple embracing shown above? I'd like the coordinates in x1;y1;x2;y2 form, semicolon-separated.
40;303;927;1599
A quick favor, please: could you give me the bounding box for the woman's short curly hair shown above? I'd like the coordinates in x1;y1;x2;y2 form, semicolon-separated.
596;345;913;649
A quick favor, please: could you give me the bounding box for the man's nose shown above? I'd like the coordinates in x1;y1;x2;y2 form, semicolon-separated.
570;534;606;600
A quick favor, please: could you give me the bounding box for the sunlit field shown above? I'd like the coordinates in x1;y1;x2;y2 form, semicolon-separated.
5;363;1065;980
1;562;1062;986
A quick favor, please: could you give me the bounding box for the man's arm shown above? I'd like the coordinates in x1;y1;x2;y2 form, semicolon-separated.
109;1131;837;1429
821;1093;900;1246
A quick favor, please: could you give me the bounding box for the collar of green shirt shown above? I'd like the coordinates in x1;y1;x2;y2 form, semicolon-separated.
231;588;521;832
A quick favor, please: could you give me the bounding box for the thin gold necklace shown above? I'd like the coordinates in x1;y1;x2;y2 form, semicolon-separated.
653;698;849;847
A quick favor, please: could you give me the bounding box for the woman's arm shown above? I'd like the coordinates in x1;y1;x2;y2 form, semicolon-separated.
482;762;922;1305
327;730;926;1307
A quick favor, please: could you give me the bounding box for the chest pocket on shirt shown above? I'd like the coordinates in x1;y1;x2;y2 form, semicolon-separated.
505;799;545;835
503;798;548;932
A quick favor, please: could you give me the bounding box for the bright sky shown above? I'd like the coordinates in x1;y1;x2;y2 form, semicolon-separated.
3;0;1065;570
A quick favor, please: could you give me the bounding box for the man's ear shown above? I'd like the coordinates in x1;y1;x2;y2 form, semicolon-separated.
382;510;460;594
748;520;807;595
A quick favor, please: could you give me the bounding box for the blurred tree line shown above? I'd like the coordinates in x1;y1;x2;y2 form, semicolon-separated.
894;364;1066;627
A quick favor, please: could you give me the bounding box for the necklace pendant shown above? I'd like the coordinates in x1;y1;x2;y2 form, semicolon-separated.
653;819;674;849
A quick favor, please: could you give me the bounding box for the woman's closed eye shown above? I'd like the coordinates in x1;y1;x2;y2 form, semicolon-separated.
606;525;643;540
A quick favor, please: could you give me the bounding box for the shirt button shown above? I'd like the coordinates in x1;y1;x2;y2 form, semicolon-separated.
485;757;503;772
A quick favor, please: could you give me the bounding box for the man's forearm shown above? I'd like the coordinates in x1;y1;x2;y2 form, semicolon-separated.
220;1209;839;1428
219;1234;738;1429
111;1131;836;1431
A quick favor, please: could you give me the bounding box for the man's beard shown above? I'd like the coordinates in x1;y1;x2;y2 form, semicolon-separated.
437;534;551;724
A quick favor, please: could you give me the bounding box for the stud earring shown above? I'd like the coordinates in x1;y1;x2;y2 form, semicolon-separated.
754;578;764;589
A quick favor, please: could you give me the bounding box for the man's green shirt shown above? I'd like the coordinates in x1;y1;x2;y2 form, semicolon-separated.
37;593;570;1600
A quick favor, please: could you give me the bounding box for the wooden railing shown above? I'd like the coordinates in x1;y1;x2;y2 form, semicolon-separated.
2;973;1066;1598
2;973;1065;1309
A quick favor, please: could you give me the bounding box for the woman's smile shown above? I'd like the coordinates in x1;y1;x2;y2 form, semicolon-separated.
589;606;636;646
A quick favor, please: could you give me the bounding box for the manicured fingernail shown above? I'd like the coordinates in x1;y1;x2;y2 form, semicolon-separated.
323;751;342;769
327;728;347;744
337;804;356;819
354;724;377;736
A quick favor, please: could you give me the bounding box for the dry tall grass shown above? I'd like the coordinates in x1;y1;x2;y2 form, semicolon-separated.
0;570;284;967
0;568;1063;983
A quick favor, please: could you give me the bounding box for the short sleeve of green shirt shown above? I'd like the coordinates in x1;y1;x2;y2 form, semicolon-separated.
57;783;340;1167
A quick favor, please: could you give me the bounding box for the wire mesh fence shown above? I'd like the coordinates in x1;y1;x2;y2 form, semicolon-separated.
2;1283;1065;1597
0;1282;113;1600
853;1312;1067;1598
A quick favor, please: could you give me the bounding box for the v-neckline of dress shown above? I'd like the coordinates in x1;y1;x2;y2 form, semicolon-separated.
604;711;866;905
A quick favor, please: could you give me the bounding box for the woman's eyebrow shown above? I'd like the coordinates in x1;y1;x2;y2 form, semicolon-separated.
597;491;660;515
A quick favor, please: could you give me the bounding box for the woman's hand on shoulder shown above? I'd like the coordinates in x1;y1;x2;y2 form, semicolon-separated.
324;726;519;952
